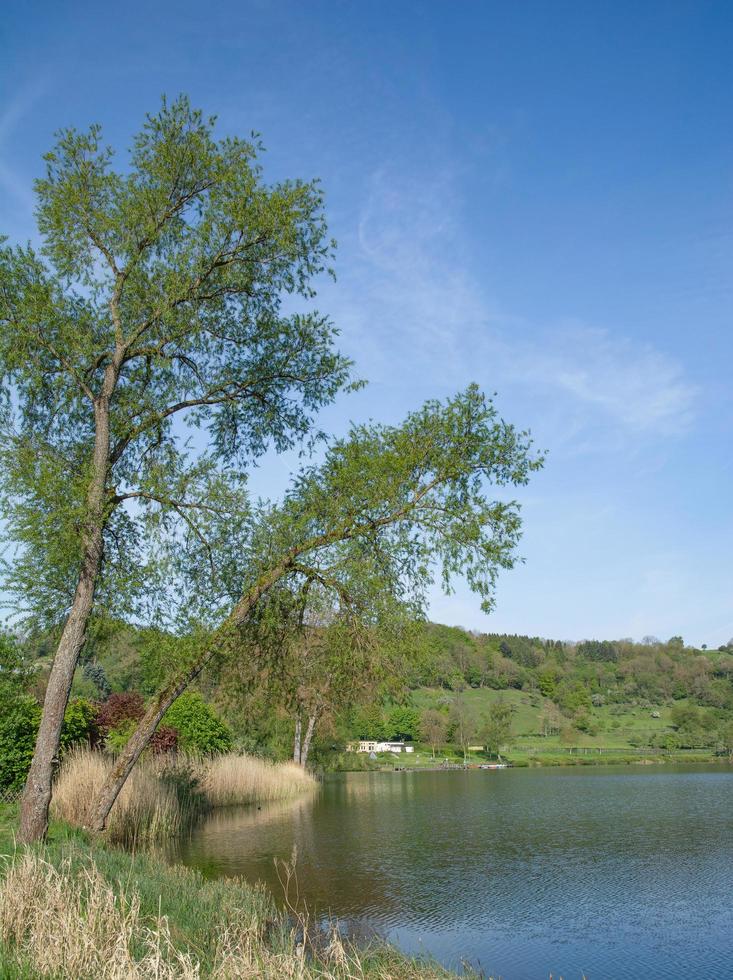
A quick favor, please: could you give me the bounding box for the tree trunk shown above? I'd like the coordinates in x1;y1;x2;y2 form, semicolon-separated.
87;563;290;832
293;716;302;764
300;712;318;768
19;394;113;844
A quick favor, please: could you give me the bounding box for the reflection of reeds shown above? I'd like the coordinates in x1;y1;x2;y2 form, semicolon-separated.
191;792;314;836
197;754;317;808
0;848;461;978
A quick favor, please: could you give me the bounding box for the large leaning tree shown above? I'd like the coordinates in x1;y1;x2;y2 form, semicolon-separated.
0;96;353;843
216;565;418;768
86;386;543;831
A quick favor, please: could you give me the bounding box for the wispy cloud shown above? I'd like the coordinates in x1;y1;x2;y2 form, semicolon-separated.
0;81;47;217
499;322;697;440
333;168;697;452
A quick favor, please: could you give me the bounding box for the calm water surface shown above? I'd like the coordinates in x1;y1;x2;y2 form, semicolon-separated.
171;765;733;978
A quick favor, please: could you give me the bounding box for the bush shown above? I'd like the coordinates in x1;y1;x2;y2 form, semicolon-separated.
105;718;137;753
557;681;592;714
60;698;97;749
81;660;111;698
385;705;421;741
0;697;41;791
162;692;232;754
0;696;98;792
105;718;180;755
152;725;179;754
95;692;144;735
574;713;600;736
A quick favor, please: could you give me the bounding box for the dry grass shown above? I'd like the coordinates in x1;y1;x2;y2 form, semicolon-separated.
198;753;317;808
0;850;197;978
51;748;187;845
49;749;317;844
0;849;460;979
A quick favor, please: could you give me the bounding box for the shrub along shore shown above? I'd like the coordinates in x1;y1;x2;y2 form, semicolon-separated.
0;805;462;979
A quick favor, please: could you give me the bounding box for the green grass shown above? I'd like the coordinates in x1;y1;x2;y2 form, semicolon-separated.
399;688;721;765
0;805;275;969
410;687;542;735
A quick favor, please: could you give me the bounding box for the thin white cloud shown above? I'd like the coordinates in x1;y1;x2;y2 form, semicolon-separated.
501;323;697;437
334;168;697;449
0;81;47;215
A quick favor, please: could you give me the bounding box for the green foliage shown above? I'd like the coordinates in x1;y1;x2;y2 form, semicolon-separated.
0;697;41;791
163;692;232;754
420;708;447;750
556;681;592;715
499;636;543;668
353;704;387;741
715;720;733;756
385;705;421;741
81;660;111;698
670;703;706;732
105;719;137;754
0;695;97;790
0;630;33;706
538;666;560;698
574;713;600;736
480;701;513;756
577;640;618;663
59;698;97;749
0;94;353;630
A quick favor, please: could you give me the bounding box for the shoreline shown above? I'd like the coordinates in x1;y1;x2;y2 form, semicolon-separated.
330;750;729;773
0;803;463;979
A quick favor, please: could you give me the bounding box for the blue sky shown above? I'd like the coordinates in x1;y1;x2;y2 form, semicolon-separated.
2;0;732;646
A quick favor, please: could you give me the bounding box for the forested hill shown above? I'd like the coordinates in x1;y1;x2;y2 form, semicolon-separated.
12;622;733;769
407;625;733;708
357;624;733;760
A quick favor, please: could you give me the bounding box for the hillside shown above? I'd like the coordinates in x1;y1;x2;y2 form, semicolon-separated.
16;620;733;769
334;624;733;767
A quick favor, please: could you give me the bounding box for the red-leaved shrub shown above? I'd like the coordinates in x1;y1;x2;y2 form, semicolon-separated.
94;692;145;735
151;725;179;754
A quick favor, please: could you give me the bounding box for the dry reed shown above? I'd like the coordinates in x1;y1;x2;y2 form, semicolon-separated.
0;850;460;979
198;753;317;808
0;851;198;978
51;747;186;845
50;748;316;844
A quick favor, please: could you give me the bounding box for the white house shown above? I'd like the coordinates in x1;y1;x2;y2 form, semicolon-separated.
347;739;415;754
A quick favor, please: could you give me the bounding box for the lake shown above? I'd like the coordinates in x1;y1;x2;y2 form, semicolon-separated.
170;765;733;978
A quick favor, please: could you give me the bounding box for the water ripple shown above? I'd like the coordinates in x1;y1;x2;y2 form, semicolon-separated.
172;765;733;979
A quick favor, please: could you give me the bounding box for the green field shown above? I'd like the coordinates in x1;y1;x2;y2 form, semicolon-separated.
348;688;723;768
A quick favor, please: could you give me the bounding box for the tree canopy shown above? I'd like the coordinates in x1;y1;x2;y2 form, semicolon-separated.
0;94;352;627
86;384;543;828
1;95;353;842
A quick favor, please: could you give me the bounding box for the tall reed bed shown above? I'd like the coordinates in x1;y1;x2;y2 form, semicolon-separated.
0;848;460;979
50;748;198;846
50;748;317;844
198;753;317;807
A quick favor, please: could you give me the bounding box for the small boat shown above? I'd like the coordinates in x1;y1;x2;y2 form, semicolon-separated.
479;763;507;770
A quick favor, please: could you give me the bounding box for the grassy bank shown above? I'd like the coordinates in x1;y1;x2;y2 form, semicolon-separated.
0;805;459;979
